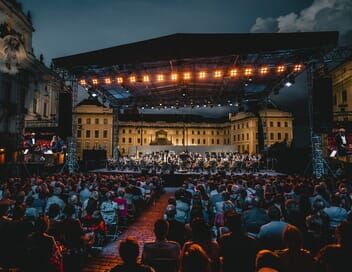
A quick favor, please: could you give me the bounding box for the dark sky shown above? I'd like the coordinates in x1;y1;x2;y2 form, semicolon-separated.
21;0;311;62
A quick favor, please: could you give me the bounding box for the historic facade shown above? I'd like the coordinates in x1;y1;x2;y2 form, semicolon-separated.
74;99;293;158
332;58;352;124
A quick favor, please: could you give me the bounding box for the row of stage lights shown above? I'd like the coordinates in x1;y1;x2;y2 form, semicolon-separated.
79;64;303;86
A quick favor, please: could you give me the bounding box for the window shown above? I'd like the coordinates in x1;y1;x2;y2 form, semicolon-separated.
86;118;91;125
192;139;195;144
122;129;125;134
137;138;140;144
256;133;258;140
176;130;179;135
270;133;274;140
333;95;337;106
224;139;226;144
43;102;48;117
342;90;347;103
285;133;289;139
233;135;236;141
285;122;288;127
129;129;132;134
233;125;236;130
144;138;147;144
77;130;82;138
211;139;214;144
192;130;194;135
95;130;99;138
104;118;108;125
217;139;220;144
203;130;206;135
33;98;37;113
246;133;249;140
197;139;200;144
242;134;244;140
203;139;206;144
137;130;140;134
246;122;249;128
198;130;200;135
278;133;282;140
242;123;244;129
122;137;125;143
103;130;108;138
86;130;91;138
85;142;90;149
237;135;240;141
95;118;99;124
211;131;214;135
129;138;132;143
270;121;273;127
176;139;179;144
277;121;281;127
217;131;220;135
78;118;82;124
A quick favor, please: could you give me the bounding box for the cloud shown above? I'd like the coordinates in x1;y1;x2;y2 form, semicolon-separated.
250;0;352;45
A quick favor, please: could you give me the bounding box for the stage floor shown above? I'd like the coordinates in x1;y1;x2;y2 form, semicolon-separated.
90;168;285;176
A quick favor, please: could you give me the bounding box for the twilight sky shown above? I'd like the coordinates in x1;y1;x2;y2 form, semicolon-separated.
21;0;313;63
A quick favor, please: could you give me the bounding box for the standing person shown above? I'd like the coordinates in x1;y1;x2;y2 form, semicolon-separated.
165;204;186;247
219;210;259;272
110;237;155;272
335;128;349;157
142;219;180;272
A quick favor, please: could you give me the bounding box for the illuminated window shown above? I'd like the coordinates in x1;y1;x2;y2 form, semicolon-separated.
143;75;150;83
79;79;86;86
171;73;178;81
184;72;191;80
199;71;206;79
92;79;98;85
214;70;222;78
104;78;111;84
277;65;285;73
229;69;237;77
129;76;136;83
116;77;123;84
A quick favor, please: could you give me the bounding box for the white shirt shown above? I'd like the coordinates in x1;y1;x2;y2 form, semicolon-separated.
341;135;347;145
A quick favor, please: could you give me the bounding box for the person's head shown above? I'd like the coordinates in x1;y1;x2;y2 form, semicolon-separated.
119;237;140;264
191;217;212;243
283;225;302;251
224;210;242;233
267;206;281;221
336;221;352;249
63;204;75;217
154;219;169;240
165;204;176;219
305;214;324;233
330;195;341;207
12;204;25;220
181;243;211;272
47;203;61;219
312;198;326;212
256;250;281;272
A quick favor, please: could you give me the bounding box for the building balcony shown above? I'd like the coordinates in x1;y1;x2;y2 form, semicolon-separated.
25;119;58;128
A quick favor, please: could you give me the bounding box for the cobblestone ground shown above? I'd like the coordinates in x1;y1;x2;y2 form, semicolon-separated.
81;190;173;272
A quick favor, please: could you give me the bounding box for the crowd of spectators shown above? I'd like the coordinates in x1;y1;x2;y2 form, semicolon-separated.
111;174;352;272
0;173;163;271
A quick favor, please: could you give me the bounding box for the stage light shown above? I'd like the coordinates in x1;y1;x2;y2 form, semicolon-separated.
184;72;191;80
143;75;150;83
196;105;200;108
79;79;87;86
294;64;302;72
157;74;164;82
217;103;221;107
151;106;155;109
229;69;237;77
203;104;207;107
260;67;268;75
285;75;295;87
129;76;136;83
229;103;233;106
285;82;292;87
214;70;222;78
199;71;206;79
91;92;97;97
104;78;111;84
141;106;145;110
92;79;98;85
277;65;285;73
171;73;178;81
244;68;252;76
116;77;123;84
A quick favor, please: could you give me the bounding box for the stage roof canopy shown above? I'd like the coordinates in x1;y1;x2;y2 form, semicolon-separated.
53;32;339;108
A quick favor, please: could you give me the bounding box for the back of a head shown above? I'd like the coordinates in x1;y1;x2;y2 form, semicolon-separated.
224;210;242;233
267;206;281;221
119;236;139;264
191;217;211;243
256;250;281;272
181;243;211;272
154;219;169;240
283;225;302;250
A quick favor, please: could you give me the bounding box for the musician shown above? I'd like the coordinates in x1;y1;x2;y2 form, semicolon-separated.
335;128;349;156
27;133;37;152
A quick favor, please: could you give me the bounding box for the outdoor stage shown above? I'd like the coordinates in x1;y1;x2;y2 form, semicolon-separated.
90;168;285;187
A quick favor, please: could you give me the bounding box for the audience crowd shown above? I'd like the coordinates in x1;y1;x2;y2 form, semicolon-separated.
0;173;163;271
113;174;352;272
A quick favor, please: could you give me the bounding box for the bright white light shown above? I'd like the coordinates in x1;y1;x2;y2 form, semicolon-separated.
285;82;293;87
91;93;97;97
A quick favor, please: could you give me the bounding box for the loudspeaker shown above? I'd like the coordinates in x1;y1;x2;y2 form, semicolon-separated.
58;92;72;138
83;150;107;170
312;74;333;133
